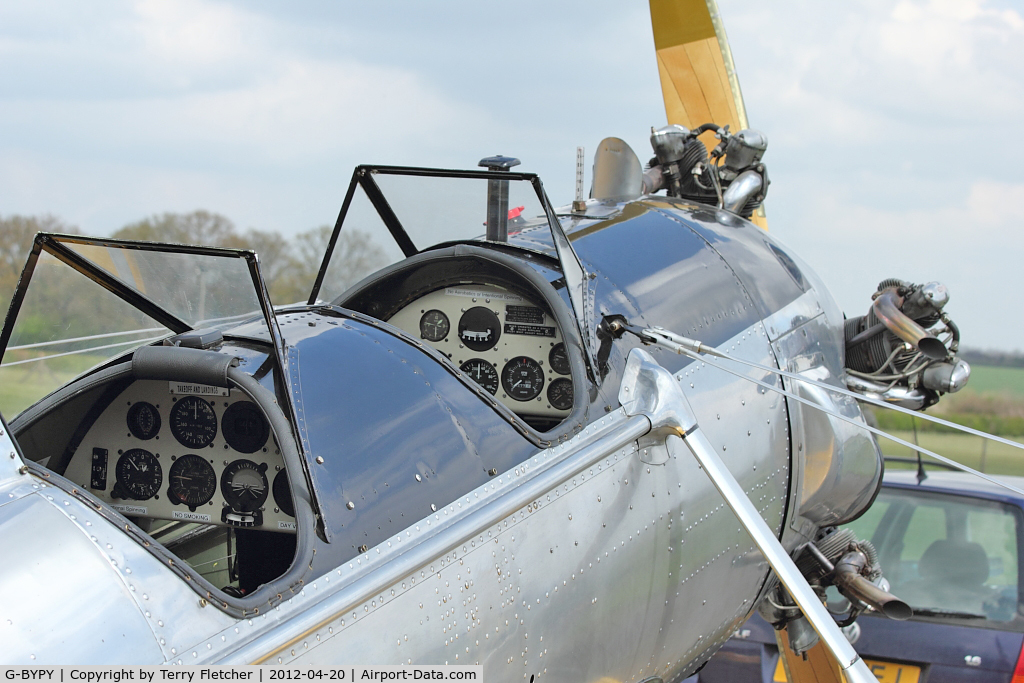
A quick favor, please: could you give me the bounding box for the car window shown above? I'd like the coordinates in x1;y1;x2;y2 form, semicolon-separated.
846;488;1020;623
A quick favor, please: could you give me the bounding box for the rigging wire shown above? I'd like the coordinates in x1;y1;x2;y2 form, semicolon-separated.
7;327;167;351
636;328;1024;498
641;326;1024;455
0;336;166;367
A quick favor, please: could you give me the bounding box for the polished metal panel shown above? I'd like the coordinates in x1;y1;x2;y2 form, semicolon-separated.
761;291;822;342
287;315;538;566
621;347;876;681
591;138;643;202
638;199;813;326
0;491;163;662
210;321;788;680
773;314;882;532
0;470;238;663
213;409;651;668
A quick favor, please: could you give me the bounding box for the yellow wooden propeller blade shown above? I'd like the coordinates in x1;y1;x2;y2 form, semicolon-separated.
650;0;767;229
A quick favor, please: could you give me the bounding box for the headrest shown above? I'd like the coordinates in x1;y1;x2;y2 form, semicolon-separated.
919;539;989;587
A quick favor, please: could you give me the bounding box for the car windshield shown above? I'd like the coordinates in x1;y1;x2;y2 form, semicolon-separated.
846;487;1020;623
0;235;272;418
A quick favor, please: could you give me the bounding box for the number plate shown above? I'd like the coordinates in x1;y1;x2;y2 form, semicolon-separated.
774;658;921;682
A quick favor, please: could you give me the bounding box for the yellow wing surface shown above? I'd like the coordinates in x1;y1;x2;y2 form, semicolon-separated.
649;0;767;229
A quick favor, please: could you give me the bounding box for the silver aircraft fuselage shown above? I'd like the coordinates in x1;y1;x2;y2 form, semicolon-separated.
0;192;880;680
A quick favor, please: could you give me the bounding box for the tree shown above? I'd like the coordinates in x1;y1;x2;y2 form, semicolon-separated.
292;226;389;302
113;210;243;248
0;214;77;314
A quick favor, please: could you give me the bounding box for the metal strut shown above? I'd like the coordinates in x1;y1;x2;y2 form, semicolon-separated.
618;349;877;683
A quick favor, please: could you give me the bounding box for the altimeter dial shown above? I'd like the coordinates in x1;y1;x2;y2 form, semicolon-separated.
115;448;162;501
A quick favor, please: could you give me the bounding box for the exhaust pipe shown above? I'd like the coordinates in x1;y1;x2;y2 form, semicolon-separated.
872;288;947;361
834;551;912;621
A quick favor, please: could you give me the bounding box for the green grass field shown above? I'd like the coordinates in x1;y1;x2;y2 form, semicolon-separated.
960;365;1024;396
877;429;1024;477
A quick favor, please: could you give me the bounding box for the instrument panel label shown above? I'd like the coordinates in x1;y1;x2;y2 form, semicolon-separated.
504;323;555;337
111;504;147;515
169;382;229;397
173;510;212;522
278;520;297;531
505;305;545;324
445;287;525;302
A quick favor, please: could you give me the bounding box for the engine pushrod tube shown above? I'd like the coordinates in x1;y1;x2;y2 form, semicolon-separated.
872;289;946;360
641;326;1024;457
678;426;876;682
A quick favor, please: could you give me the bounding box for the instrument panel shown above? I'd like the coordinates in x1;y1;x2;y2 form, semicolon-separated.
63;380;296;533
387;284;574;418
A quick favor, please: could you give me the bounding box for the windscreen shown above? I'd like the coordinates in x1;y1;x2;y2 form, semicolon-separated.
313;172;552;304
0;251;171;417
63;241;265;330
372;172;549;250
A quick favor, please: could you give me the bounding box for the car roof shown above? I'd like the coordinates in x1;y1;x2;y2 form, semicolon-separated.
883;467;1024;506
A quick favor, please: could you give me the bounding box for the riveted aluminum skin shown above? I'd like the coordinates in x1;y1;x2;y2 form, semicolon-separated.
0;193;882;679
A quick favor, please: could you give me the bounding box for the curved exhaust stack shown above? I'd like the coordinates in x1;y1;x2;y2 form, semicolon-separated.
721;169;762;214
834;550;913;621
872;288;947;361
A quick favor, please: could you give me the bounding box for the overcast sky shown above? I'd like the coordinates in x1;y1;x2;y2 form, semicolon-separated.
2;0;1023;351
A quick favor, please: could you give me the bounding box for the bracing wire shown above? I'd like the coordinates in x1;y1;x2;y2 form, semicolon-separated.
643;327;1024;455
0;336;166;367
639;328;1024;498
7;327;167;351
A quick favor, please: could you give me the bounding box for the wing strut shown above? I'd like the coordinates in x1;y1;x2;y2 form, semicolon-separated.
619;349;877;682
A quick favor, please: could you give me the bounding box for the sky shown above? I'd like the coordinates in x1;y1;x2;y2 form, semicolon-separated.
2;0;1023;351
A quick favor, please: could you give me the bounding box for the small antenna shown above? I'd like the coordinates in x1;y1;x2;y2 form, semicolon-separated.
573;146;586;213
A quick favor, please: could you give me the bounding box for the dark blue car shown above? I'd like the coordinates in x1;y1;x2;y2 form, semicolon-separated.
698;467;1024;682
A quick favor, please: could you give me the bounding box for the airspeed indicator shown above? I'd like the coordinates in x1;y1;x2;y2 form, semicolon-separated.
460;358;499;394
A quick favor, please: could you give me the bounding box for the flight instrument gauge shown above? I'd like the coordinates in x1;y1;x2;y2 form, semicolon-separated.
273;470;294;517
548;343;571;376
115;448;162;501
458;307;501;351
419;310;450;342
460;358;499;394
126;401;161;440
221;459;269;513
168;454;217;510
222;401;269;453
501;357;545;402
547;378;574;411
170;396;218;449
